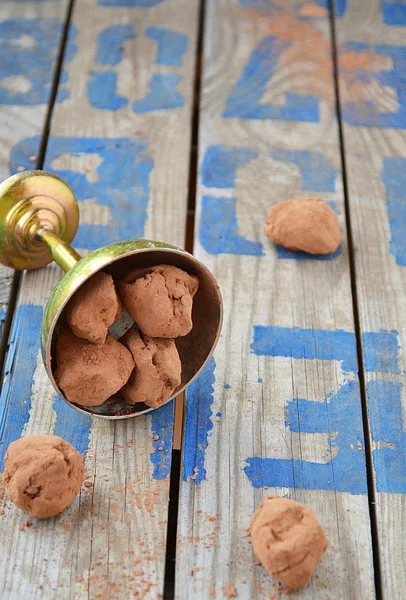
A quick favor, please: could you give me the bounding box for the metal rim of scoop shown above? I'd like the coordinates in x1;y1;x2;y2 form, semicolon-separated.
44;243;223;419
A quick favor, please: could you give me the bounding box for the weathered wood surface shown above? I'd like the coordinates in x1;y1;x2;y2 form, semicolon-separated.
335;0;406;597
0;0;70;340
176;1;376;598
0;0;199;597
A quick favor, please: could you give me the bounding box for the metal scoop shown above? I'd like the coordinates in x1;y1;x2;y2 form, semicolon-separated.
0;170;222;419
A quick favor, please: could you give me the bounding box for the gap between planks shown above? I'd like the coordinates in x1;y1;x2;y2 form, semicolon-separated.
163;0;206;596
328;1;383;597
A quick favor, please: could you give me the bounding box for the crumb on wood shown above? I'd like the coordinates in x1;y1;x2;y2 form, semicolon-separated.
84;481;93;488
222;583;237;597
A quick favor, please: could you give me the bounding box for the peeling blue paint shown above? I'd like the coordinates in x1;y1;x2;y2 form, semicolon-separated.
0;305;42;470
251;326;358;373
201;145;258;188
362;331;400;373
96;24;135;66
245;381;368;494
183;358;216;484
150;400;174;479
89;25;188;112
133;73;184;112
270;149;336;192
199;196;263;256
224;36;319;122
0;20;76;105
276;245;342;260
381;0;406;25
10;136;153;250
53;396;92;458
382;157;406;266
367;380;406;493
88;71;129;110
146;27;188;67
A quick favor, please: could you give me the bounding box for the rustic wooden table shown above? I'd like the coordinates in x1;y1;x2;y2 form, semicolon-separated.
0;0;405;598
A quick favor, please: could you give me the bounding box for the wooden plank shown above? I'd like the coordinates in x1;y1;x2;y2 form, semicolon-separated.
175;1;376;598
335;0;406;597
0;0;199;598
0;0;70;340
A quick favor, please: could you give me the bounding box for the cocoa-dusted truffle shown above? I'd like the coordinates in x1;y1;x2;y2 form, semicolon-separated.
3;435;84;519
120;325;181;408
66;271;122;344
55;328;134;406
118;265;199;338
263;198;341;255
250;495;328;591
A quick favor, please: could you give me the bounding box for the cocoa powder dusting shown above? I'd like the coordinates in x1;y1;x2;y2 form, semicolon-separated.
241;3;390;109
222;583;237;598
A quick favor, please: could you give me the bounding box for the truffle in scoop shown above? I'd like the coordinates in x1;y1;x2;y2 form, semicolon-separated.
66;271;122;344
3;435;84;519
120;325;181;408
55;328;134;406
118;265;199;338
264;198;341;255
250;495;328;591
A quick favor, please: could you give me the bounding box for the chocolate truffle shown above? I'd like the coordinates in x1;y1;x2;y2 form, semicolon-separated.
66;271;122;344
120;325;181;408
264;198;341;255
55;328;134;406
250;495;328;591
3;435;84;519
118;265;199;338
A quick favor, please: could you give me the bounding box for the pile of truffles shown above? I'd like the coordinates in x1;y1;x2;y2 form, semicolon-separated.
55;265;199;409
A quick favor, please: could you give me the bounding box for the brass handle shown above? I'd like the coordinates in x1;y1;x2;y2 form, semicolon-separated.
0;171;79;271
36;229;81;272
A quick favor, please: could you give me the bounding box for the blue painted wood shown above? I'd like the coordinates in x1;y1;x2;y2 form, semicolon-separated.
336;0;406;594
0;1;70;351
176;0;376;597
0;0;199;596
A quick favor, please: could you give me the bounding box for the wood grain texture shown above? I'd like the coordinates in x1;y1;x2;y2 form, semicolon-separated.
176;1;376;598
335;0;406;597
0;0;70;340
0;0;199;597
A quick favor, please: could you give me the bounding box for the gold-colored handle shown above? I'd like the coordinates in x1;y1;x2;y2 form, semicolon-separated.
0;171;79;271
36;229;81;272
